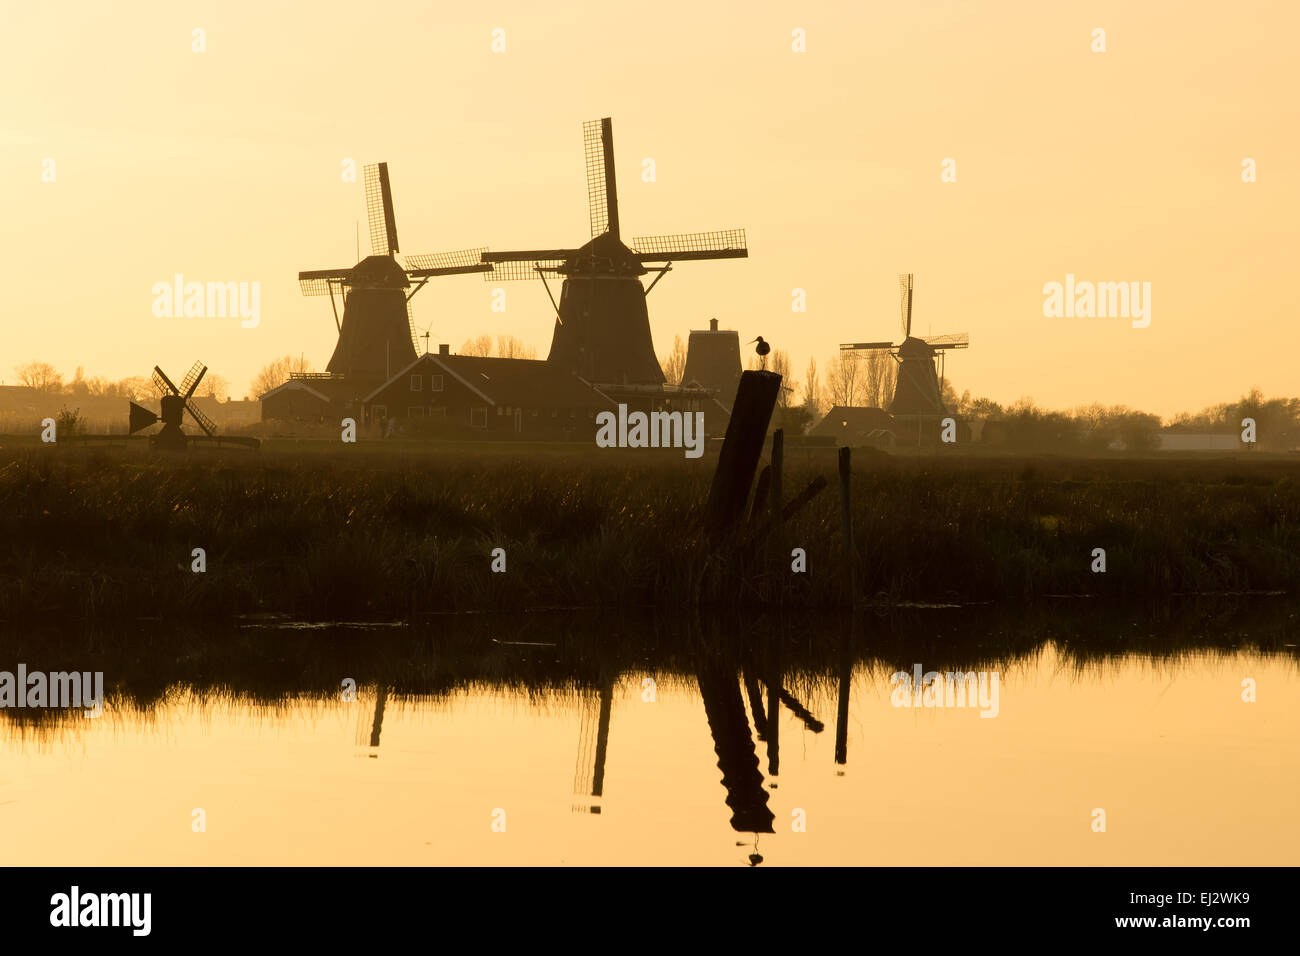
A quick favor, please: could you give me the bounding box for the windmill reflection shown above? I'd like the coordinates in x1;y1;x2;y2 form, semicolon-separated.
572;676;614;814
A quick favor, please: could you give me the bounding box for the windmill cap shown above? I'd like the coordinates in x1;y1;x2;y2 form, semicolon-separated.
348;255;411;288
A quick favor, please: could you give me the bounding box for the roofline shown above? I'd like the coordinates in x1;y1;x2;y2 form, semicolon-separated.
426;354;496;405
361;353;432;403
260;379;330;402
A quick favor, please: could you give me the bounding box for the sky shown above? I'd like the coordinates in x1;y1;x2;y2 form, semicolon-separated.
2;0;1297;416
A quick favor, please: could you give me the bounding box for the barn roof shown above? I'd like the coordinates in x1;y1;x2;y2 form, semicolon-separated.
808;405;895;439
259;376;361;403
364;353;616;409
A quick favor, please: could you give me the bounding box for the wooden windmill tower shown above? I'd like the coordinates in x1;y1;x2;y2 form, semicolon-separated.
840;274;969;424
482;118;748;386
298;163;489;383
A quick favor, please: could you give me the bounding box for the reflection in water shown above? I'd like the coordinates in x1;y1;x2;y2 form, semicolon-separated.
698;660;774;834
573;678;613;813
2;598;1298;865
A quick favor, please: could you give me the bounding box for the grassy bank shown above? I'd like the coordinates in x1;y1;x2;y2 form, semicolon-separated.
0;445;1297;621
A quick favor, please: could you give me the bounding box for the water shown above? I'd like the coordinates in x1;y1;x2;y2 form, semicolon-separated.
2;602;1297;866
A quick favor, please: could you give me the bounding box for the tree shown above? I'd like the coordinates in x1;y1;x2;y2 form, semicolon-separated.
117;377;153;401
861;350;896;408
460;335;494;357
196;373;230;402
496;335;537;360
251;355;312;397
823;353;859;406
14;361;63;393
659;334;687;386
801;357;821;413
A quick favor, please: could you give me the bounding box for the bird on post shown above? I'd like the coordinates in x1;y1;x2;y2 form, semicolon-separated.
749;336;771;370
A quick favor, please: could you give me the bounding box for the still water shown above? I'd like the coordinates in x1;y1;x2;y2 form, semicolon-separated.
2;604;1297;866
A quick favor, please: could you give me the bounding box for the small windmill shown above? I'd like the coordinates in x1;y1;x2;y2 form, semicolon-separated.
298;162;489;381
482;118;747;386
839;274;969;416
128;362;218;450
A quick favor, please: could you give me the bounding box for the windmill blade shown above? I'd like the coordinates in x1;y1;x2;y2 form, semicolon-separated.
481;249;577;281
179;361;207;399
364;162;400;256
405;247;492;278
630;229;748;262
840;341;895;352
298;268;351;296
921;332;970;350
405;297;418;353
184;399;216;437
584;118;619;238
898;273;913;338
152;366;180;397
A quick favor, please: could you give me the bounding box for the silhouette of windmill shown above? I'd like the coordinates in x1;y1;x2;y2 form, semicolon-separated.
298;162;489;381
840;274;969;416
482;118;748;386
128;362;218;450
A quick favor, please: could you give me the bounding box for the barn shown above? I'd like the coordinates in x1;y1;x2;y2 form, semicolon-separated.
361;345;616;439
809;406;898;447
260;375;363;423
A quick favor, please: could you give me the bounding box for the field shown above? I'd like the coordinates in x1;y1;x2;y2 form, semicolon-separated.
0;440;1297;622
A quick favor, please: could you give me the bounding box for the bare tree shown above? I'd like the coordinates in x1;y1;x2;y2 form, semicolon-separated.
801;357;820;408
14;361;63;393
196;373;230;402
659;334;687;386
860;350;895;408
823;353;859;406
250;355;313;397
460;335;494;357
117;377;153;401
496;335;537;360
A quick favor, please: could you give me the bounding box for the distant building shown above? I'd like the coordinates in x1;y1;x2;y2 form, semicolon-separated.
360;345;615;438
809;406;898;447
682;318;742;412
260;375;362;423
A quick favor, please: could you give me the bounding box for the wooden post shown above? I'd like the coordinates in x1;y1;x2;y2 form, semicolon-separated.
838;446;856;607
770;428;783;521
705;370;782;536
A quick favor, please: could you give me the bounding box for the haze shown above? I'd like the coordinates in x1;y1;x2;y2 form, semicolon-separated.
2;0;1296;417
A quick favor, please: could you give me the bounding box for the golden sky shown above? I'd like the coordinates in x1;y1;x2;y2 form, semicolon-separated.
3;0;1296;416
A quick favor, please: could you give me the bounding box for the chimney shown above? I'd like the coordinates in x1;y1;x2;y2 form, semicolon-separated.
709;317;719;331
439;343;450;356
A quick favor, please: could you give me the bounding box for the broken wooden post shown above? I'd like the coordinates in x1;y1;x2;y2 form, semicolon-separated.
705;370;782;537
770;428;784;521
838;446;856;607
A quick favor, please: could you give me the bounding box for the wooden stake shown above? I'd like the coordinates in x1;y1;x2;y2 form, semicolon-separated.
838;446;856;607
705;370;782;536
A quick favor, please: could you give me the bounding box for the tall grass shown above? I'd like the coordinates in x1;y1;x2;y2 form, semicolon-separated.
0;446;1297;621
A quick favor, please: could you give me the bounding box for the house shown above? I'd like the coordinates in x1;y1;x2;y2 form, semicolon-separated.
260;374;364;423
360;345;616;439
809;405;898;447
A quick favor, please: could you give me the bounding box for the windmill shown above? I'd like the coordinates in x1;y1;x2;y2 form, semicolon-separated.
840;274;969;418
128;362;219;450
482;118;748;386
298;162;489;382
